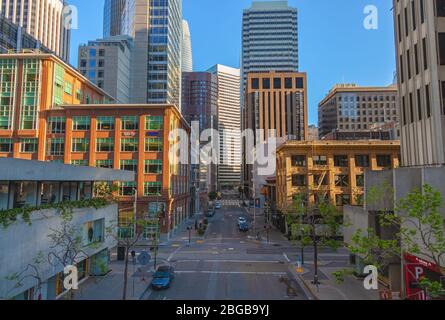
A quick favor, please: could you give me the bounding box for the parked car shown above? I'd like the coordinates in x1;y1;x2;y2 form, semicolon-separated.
215;201;222;209
238;217;247;226
151;266;175;290
206;208;215;217
239;222;249;232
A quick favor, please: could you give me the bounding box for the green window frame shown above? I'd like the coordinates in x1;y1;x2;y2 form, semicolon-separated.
145;116;163;130
96;159;113;168
20;60;40;129
53;63;64;106
145;137;163;152
121;138;138;152
120;160;137;172
47;138;65;156
75;89;83;101
121;116;139;130
64;82;73;95
97;116;115;131
72;138;89;152
144;160;162;174
0;59;17;130
71;160;88;166
48;116;66;134
72;116;90;131
120;182;136;196
96;138;114;152
20;138;38;153
144;182;162;196
0;138;13;153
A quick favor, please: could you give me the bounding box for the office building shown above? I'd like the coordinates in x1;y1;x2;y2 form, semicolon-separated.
182;19;193;72
0;0;71;61
208;64;242;192
0;52;190;240
78;35;133;103
0;158;133;300
182;72;218;193
275;140;401;213
318;84;399;139
392;0;445;166
103;0;127;38
241;1;298;95
242;71;308;197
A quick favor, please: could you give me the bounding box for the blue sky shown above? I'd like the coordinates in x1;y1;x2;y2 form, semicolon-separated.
69;0;396;125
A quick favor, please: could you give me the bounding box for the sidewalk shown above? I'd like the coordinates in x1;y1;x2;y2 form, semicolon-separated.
297;264;380;300
73;259;152;300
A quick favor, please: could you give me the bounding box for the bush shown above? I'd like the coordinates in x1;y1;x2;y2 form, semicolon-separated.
203;219;209;225
197;228;205;236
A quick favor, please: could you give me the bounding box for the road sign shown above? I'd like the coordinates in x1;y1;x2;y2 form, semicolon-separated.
137;251;151;266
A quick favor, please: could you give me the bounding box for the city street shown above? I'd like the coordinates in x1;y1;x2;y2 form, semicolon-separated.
143;203;352;300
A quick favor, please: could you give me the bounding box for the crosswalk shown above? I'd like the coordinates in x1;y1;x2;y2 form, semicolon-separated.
220;199;241;206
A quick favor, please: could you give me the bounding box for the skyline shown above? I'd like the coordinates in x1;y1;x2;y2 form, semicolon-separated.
69;0;396;125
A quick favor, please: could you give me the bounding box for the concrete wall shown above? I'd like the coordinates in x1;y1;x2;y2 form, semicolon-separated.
343;205;369;245
0;203;118;299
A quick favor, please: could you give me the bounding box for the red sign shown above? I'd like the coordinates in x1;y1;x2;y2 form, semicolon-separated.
404;253;442;300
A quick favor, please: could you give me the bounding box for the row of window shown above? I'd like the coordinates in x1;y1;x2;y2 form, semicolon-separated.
120;181;162;196
71;159;162;174
48;115;163;133
251;77;304;90
291;174;365;188
290;154;393;168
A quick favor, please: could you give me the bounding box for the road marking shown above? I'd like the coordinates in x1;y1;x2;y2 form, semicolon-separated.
175;271;287;275
283;253;291;263
173;259;284;264
196;240;204;244
171;244;181;248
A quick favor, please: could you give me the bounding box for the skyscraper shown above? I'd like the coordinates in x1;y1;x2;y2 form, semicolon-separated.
182;19;193;72
103;0;127;38
393;0;445;167
241;1;298;96
101;0;182;107
208;64;241;192
0;0;71;61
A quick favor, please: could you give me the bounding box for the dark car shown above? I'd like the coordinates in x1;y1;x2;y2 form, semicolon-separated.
206;208;215;217
151;266;175;290
239;222;249;232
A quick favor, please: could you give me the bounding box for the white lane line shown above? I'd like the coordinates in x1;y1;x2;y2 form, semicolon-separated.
283;253;291;263
173;259;284;264
175;271;287;275
167;245;183;262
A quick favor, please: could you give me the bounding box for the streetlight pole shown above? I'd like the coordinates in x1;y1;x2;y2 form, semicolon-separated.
300;202;305;265
311;215;319;287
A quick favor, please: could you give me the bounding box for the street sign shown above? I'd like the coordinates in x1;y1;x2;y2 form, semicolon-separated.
137;251;151;266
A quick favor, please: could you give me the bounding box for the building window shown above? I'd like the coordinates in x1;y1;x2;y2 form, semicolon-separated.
377;155;392;168
97;116;115;131
120;160;137;172
64;82;72;95
251;78;259;90
72;138;89;152
96;138;114;152
291;155;306;167
121;138;138;152
48;117;66;134
0;138;13;153
144;182;162;196
336;194;351;206
121;116;139;130
83;219;104;246
273;78;282;89
145;160;163;174
96;159;113;168
72;116;90;131
292;175;307;187
71;160;88;166
334;155;348;167
335;175;349;187
145;137;163;152
356;175;365;187
47;138;65;156
355;155;370;167
20;138;37;153
285;78;293;89
313;155;327;166
120;182;136;196
296;77;304;89
438;0;445;17
262;78;270;89
145;116;163;130
314;174;328;186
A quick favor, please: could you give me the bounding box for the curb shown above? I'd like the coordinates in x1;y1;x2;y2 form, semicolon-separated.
287;265;318;300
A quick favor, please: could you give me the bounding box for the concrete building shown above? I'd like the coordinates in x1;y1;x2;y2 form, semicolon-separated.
208;64;242;192
181;19;193;72
392;0;445;166
241;1;298;96
243;71;308;197
318;84;399;139
307;125;318;141
78;35;133;103
275;140;401;211
344;166;445;299
103;0;182;108
0;158;134;300
182;72;218;195
0;0;71;61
